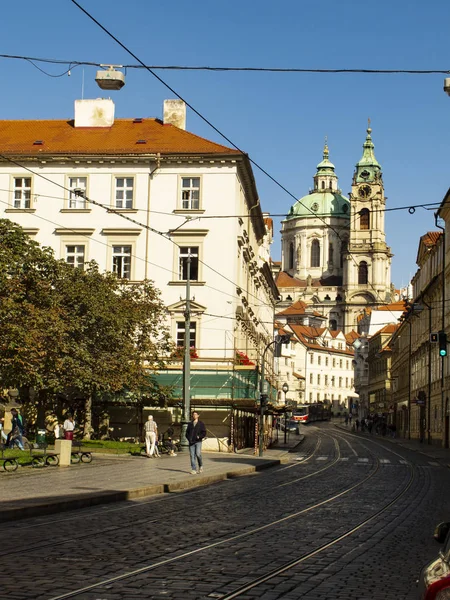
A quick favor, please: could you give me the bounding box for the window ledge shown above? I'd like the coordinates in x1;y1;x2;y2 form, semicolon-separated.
173;209;205;215
5;208;36;213
168;281;206;286
107;209;138;213
60;209;92;213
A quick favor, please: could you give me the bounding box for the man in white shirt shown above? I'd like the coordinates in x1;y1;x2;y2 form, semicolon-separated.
144;415;158;457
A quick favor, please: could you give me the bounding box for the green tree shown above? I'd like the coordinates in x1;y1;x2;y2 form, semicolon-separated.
0;220;173;435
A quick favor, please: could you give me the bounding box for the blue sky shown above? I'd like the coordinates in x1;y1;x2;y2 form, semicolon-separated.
1;0;449;287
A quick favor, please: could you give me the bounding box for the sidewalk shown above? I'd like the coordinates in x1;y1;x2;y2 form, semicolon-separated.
0;440;303;523
334;421;450;466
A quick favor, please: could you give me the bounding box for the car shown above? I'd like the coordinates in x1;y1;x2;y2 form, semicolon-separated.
418;522;450;599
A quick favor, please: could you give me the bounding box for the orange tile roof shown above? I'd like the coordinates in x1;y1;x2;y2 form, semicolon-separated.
377;301;407;311
0;119;240;156
345;330;360;344
289;325;325;339
421;231;443;248
277;300;308;316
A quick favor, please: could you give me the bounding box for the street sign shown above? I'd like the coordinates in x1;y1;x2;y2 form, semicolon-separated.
416;399;426;406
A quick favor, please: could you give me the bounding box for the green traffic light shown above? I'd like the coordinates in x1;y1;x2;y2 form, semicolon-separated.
440;349;448;357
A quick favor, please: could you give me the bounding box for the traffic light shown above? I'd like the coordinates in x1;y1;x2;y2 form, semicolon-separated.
439;331;448;357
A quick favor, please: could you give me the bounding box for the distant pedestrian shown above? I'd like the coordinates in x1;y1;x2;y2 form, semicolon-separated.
63;414;75;441
344;414;349;426
355;419;360;432
144;415;158;457
8;408;24;450
54;423;61;440
186;411;206;475
0;417;7;444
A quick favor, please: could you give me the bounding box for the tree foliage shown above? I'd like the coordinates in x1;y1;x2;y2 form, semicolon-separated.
0;219;173;434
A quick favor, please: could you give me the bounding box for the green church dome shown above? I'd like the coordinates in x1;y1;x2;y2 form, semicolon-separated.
286;191;350;220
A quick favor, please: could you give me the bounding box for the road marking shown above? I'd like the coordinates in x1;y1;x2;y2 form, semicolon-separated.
380;459;391;464
358;458;369;463
316;456;328;461
428;461;440;466
340;457;349;461
399;460;408;464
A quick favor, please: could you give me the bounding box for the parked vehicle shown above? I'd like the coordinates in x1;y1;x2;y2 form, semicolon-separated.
291;403;332;424
417;522;450;599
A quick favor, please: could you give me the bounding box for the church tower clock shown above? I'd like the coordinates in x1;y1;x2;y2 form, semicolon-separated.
343;122;392;326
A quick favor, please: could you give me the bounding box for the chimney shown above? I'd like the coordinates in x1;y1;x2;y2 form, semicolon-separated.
163;99;186;130
74;99;115;128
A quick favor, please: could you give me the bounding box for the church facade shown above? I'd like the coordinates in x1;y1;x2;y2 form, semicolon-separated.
276;126;393;331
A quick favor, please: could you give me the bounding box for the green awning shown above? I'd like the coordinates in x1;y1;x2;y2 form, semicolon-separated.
155;369;258;401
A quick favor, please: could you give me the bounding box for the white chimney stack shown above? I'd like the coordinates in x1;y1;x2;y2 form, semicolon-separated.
163;99;186;130
74;99;115;128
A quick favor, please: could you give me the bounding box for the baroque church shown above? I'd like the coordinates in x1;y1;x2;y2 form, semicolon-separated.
275;125;393;331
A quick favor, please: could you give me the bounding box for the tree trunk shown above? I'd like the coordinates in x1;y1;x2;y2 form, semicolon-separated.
83;394;93;440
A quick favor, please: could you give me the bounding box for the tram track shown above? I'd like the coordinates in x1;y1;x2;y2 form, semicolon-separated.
45;438;396;600
0;430;376;563
6;431;324;537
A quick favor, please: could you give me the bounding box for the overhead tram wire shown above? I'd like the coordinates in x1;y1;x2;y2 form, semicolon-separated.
1;53;450;75
69;0;413;326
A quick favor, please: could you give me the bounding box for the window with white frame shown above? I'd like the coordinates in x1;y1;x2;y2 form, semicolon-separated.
68;177;87;209
112;245;132;279
176;321;197;348
13;177;32;208
179;246;199;281
115;177;134;209
181;177;200;210
66;245;85;269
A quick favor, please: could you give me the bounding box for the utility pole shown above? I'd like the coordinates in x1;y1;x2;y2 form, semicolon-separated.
435;214;446;448
180;251;191;451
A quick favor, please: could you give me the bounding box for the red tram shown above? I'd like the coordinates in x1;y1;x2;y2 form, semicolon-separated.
291;403;332;424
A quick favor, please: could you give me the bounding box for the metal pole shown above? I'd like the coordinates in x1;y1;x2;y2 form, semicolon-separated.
259;353;266;457
408;319;412;440
435;214;446;447
180;252;191;451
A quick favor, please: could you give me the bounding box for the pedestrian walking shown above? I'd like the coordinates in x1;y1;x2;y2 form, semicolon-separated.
144;415;158;457
63;414;75;441
344;414;349;426
186;411;206;475
355;418;360;432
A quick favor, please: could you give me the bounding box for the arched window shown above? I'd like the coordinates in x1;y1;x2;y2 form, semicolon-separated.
288;242;294;269
360;208;370;230
329;243;334;265
358;261;368;284
311;239;320;267
330;319;337;331
321;181;325;190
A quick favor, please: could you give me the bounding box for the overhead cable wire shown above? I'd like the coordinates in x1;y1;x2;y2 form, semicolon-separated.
1;53;449;75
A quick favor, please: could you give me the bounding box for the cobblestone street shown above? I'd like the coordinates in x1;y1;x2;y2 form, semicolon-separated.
1;423;448;599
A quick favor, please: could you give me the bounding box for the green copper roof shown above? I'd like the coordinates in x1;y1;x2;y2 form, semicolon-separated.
354;122;382;183
286;191;350;220
315;142;336;175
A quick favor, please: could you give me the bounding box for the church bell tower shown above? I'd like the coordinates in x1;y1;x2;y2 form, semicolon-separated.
343;122;392;324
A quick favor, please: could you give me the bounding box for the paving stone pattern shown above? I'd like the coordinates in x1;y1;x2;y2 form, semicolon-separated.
1;424;449;599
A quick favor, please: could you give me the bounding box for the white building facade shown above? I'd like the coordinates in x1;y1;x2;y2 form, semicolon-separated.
0;98;278;448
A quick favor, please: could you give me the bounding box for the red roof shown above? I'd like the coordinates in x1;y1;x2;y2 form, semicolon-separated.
345;330;360;344
377;301;407;311
421;231;443;248
0;119;239;156
277;300;308;316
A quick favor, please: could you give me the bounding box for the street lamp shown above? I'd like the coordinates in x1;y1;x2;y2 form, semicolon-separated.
95;65;126;90
259;334;291;457
282;383;289;444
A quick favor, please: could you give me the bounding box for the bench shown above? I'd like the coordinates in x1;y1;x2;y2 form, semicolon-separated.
0;444;19;472
70;441;93;464
28;442;59;468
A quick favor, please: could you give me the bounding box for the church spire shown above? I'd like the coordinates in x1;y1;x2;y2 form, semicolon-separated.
314;138;338;192
354;119;382;183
